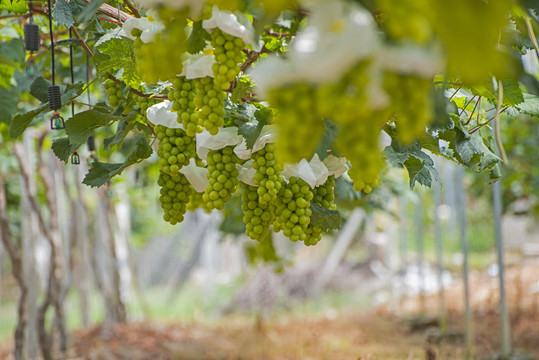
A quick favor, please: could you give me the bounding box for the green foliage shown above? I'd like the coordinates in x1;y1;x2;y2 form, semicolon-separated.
230;102;272;149
51;137;79;162
186;21;210;54
65;109;126;144
92;38;140;85
83;134;152;187
52;0;86;28
309;203;341;231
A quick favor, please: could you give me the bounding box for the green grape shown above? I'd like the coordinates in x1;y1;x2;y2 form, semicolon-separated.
241;184;274;241
156;125;196;174
268;83;325;164
104;80;125;107
210;28;245;90
133;11;189;83
384;72;432;144
273;177;313;242
186;190;211;213
202;146;240;210
324;61;387;194
303;175;337;246
169;76;203;137
376;0;432;44
157;171;193;225
193;77;227;135
313;175;337;210
251;143;283;206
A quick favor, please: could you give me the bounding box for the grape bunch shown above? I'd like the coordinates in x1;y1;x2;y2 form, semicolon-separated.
303;176;337;246
336;114;385;194
210;28;245;90
376;0;432;44
313;175;337;210
168;76;202;137
193;77;227;135
202;146;240;210
104;80;126;107
252;143;283;205
273;177;313;242
136;96;157;116
186;190;211;213
132;10;188;83
155;125;195;175
241;184;274;240
158;171;193;225
384;72;432;144
268;84;325;164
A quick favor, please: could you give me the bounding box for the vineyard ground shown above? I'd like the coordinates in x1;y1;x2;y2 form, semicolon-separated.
0;263;538;360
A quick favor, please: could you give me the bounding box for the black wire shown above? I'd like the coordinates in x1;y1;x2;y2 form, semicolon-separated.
46;0;55;86
28;0;33;23
69;28;75;116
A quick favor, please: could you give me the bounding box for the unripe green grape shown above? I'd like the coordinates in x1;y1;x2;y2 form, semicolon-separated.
384;72;432;144
302;175;338;246
376;0;432;44
241;184;274;240
210;28;245;90
168;76;203;137
273;177;313;242
193;77;226;134
251;143;283;205
158;171;193;225
133;11;189;83
268;83;325;163
156;125;195;174
203;146;240;210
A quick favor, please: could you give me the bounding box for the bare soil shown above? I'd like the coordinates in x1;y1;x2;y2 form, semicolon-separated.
1;264;538;360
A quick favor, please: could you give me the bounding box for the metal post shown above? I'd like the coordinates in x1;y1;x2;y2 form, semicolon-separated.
455;166;473;359
433;182;447;333
414;195;425;314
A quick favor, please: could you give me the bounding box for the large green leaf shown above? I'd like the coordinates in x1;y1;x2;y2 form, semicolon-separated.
65;109;123;144
29;77;51;103
103;119;136;150
309;203;342;231
92;37;139;85
52;137;79;162
515;93;539;116
231;103;272;150
0;0;27;14
0;87;18;125
187;21;210;54
9;104;49;139
83;134;152;187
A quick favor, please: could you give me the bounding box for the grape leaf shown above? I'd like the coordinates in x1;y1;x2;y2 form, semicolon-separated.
52;0;76;28
9;104;49;139
383;137;440;189
83;134;152;187
429;88;456;132
93;38;140;85
0;87;18;125
65;110;123;144
77;0;103;23
404;156;433;188
232;104;272;150
187;21;210;54
315;119;339;160
52;137;79;162
0;38;24;64
309;203;342;231
103;119;136;150
230;77;253;103
29;76;51;103
0;0;27;14
515;93;539;116
519;72;539;97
